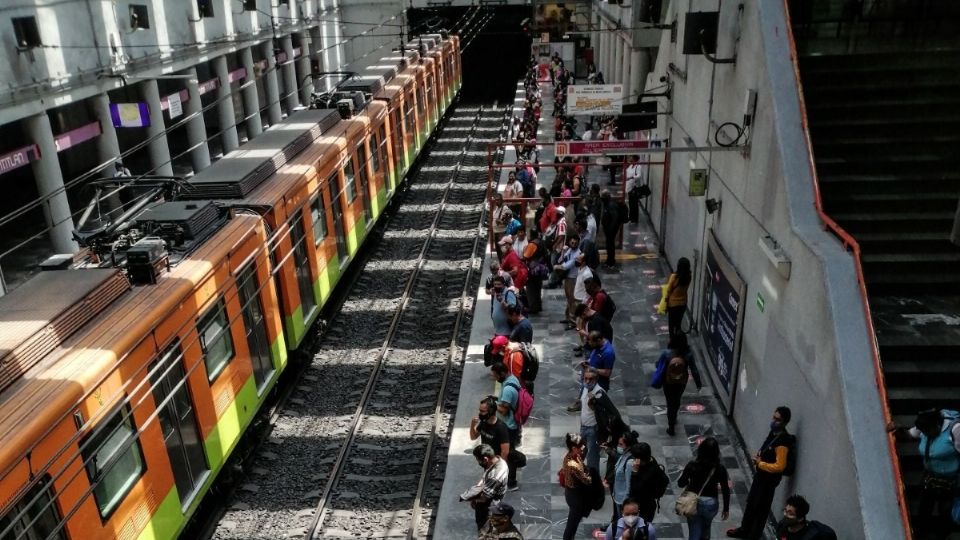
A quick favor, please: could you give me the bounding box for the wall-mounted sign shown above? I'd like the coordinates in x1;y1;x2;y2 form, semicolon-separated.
541;32;550;43
689;168;707;196
555;138;648;157
699;230;746;407
167;92;183;119
0;145;39;175
567;84;624;116
109;103;150;128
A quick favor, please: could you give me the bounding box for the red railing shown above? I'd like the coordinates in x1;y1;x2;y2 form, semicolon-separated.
783;2;913;537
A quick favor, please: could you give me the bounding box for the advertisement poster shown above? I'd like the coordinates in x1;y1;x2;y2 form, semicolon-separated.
567;84;624;116
699;231;746;407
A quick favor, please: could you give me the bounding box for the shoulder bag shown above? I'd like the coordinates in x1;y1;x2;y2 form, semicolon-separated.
674;467;714;518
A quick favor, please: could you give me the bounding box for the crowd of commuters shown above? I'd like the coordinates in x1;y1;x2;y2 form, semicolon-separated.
454;59;887;540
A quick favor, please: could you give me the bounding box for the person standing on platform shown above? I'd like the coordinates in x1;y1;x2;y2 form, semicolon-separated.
624;155;643;224
489;275;518;338
573;253;594;317
774;495;837;540
585;330;616;391
661;343;691;437
522;229;546;315
628;443;670;524
605;499;657;540
678;436;731;540
600;191;621;271
499;235;528;293
604;430;640;530
479;503;524;540
727;407;796;540
470;396;511;465
553;234;581;327
462;444;509;531
492;193;508;246
663;257;692;339
561;433;593;540
491;362;522;492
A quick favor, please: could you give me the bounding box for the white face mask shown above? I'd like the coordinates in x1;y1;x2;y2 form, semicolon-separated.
623;515;639;527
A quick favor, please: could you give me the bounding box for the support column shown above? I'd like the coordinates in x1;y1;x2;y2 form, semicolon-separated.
622;44;633;100
23;113;78;253
630;47;646;100
591;11;600;69
600;23;610;79
90;93;124;211
296;33;314;107
613;34;624;84
139;79;174;177
213;55;239;154
605;25;615;81
260;40;283;126
240;46;263;140
280;34;299;113
308;25;326;91
182;67;211;172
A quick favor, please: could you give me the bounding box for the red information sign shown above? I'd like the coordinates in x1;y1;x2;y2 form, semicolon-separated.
555;139;649;156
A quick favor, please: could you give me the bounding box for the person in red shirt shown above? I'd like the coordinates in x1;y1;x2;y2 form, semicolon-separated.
498;235;528;291
539;193;556;233
585;276;608;317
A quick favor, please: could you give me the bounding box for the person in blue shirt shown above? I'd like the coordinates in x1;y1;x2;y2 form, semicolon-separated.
502;210;522;237
586;330;615;390
491;362;522;491
489;275;518;337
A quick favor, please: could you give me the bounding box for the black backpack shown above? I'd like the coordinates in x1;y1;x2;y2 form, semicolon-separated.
802;521;837;540
599;291;617;321
624;523;650;540
647;462;669;501
518;343;539;382
783;434;797;477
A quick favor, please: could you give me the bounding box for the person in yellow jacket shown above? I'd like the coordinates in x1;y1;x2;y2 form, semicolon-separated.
658;257;692;338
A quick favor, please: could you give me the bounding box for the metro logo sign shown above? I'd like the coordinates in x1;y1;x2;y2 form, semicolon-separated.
555;139;649;156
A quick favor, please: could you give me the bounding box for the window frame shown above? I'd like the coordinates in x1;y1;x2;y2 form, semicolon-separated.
196;298;235;382
11;17;41;49
368;133;380;174
309;193;328;246
343;158;357;203
80;405;146;520
0;476;66;540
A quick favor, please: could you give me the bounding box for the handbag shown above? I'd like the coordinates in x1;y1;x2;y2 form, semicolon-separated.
675;467;714;517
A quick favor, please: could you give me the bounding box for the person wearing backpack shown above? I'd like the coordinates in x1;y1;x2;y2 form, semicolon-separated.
605;499;658;540
661;348;689;437
628;443;669;523
727;406;795;540
492;362;534;492
653;335;702;404
507;306;533;344
774;495;837;540
603;431;641;532
891;408;960;539
678;437;730;540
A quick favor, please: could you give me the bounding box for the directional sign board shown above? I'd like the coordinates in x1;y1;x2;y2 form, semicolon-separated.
555;139;649;157
567;84;624;116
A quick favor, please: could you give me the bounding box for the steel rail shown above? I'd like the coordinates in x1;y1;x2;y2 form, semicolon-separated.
305;104;490;540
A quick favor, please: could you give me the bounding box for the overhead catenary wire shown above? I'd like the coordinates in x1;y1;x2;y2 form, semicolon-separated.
0;44;463;540
0;85;454;540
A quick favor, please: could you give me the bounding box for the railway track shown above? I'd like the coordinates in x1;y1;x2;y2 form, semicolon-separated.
210;103;510;540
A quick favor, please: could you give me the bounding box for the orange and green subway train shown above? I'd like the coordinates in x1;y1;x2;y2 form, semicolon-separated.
0;34;460;540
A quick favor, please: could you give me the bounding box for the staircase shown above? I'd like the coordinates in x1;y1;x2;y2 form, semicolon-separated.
800;49;960;534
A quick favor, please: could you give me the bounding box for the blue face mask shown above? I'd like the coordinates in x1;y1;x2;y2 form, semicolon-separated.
616;447;625;455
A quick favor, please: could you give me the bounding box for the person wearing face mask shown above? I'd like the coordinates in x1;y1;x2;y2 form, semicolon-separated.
727;406;795;539
460;444;509;530
470;396;511;465
560;433;593;540
602;431;640;534
605;499;657;540
479;502;524;540
491;362;522;492
489;275;518;338
773;495;836;540
627;443;669;523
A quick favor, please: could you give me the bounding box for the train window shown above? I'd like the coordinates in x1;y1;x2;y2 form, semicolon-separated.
82;406;145;518
236;265;274;391
289;211;317;318
355;144;372;221
197;299;235;382
368;135;379;174
417;87;425;115
310;194;327;245
343;159;356;203
0;478;65;540
378;124;389;187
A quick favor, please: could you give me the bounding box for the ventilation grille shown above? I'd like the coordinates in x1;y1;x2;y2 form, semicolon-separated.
0;270;131;394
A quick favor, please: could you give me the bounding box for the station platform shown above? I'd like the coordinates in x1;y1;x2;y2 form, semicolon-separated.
433;81;766;539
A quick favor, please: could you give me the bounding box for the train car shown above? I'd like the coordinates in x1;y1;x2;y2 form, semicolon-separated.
0;35;458;540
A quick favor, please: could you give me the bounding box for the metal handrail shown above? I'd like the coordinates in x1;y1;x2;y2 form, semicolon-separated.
783;2;913;537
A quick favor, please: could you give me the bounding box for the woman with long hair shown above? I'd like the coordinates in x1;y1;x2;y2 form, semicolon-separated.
677;437;730;540
560;433;593;540
603;430;639;534
665;257;692;338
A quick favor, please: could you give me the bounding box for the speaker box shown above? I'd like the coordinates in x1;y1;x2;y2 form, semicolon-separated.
619;101;658;132
682;11;719;55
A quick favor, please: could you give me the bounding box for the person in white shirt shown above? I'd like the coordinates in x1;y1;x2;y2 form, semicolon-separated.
624;155;644;224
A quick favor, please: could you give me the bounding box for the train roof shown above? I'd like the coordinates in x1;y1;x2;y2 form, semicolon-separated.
182;109;341;200
0;269;130;395
0;214;264;469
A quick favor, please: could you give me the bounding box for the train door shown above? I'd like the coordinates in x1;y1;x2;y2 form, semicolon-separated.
237;264;274;392
327;172;348;262
289;211;317;319
264;219;290;345
150;345;209;508
355;144;372;224
392;108;406;172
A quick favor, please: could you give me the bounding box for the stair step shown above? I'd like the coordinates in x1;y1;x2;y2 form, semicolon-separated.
865;273;960;296
810;117;960;140
857;233;957;254
799;50;960;71
805;83;960;107
887;387;959;415
816;157;958;176
806;100;960;123
883;358;960;388
863;252;960;264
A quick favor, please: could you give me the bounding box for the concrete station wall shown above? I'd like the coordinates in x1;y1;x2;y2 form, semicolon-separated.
641;1;904;538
